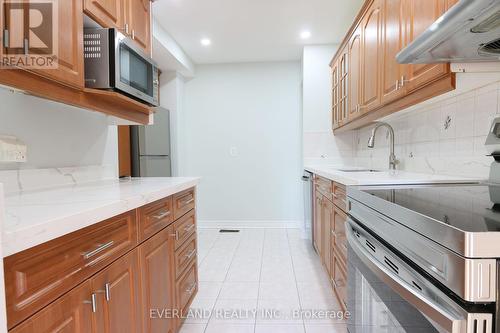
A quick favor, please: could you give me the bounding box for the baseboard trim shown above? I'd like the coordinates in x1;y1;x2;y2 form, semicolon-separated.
197;220;304;229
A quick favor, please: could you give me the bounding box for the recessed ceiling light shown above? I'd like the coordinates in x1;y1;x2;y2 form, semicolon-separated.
201;38;211;46
300;30;311;39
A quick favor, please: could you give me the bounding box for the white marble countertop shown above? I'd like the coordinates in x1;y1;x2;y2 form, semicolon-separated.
304;165;482;186
2;177;200;257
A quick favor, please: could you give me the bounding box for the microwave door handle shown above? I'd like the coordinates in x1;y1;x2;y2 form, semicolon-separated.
346;222;467;333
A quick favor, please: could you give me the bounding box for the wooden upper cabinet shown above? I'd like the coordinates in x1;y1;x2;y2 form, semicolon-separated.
27;0;84;88
332;61;340;129
381;0;406;105
347;26;362;121
126;0;151;55
10;281;94;333
403;0;448;93
84;0;125;31
91;249;142;333
84;0;151;54
360;0;383;112
139;226;175;333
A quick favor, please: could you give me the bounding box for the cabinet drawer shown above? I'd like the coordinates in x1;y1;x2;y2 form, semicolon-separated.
176;260;198;318
314;176;333;201
4;211;137;329
174;233;197;279
173;188;195;220
333;182;347;211
173;209;196;250
332;250;347;311
138;196;174;241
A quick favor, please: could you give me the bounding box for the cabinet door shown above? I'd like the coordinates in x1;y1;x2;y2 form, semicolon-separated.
403;0;448;93
338;48;349;125
139;226;175;333
381;0;405;105
92;250;142;333
347;26;362;120
84;0;124;30
331;62;340;129
360;0;383;112
10;281;93;333
127;0;151;54
32;0;84;88
321;199;334;277
313;192;323;255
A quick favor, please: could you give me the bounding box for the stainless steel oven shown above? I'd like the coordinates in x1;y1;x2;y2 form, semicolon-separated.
83;28;159;106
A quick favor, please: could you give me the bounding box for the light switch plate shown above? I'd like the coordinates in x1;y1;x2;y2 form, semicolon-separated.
0;135;27;163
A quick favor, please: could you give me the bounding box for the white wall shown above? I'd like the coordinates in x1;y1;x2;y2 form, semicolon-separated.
182;62;303;226
0;88;118;172
302;45;355;166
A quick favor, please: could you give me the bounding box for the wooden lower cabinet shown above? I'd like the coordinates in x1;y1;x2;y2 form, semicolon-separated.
91;250;142;333
5;189;198;333
321;198;334;276
138;226;175;333
10;281;94;333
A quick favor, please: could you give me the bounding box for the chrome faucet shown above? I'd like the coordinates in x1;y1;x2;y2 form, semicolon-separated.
367;122;399;170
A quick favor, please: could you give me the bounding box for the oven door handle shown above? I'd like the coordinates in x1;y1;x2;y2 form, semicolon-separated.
346;220;467;333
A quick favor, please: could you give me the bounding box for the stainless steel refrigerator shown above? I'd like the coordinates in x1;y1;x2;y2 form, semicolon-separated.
131;107;172;177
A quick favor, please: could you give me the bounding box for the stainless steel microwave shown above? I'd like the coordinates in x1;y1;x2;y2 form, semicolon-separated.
83;28;159;106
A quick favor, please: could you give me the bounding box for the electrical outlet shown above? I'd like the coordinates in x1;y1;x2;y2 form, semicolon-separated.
0;135;27;163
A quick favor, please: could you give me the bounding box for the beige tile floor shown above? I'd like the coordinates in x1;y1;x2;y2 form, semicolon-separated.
179;228;348;333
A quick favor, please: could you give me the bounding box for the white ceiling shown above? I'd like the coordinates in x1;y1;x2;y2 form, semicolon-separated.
152;0;364;64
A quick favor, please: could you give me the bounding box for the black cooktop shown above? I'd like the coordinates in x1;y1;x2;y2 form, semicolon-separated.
361;184;500;233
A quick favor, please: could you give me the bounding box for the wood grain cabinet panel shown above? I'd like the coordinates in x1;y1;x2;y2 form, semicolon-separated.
138;196;174;242
173;188;196;220
321;198;334;277
175;261;198;328
9;281;94;333
381;0;406;105
360;0;383;112
332;206;347;266
331;249;347;311
313;192;322;255
172;209;196;250
348;26;362;121
91;249;142;333
138;227;175;333
4;211;137;329
126;0;151;54
403;0;449;93
174;234;197;279
84;0;124;31
29;0;84;88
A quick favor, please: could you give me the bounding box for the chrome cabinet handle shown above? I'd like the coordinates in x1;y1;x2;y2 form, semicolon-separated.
170;231;179;240
153;210;170;220
185;249;197;260
125;23;129;35
185;282;197;295
184;224;195;232
132;30;135;40
96;283;111;301
83;241;114;260
89;293;97;313
182;198;195;205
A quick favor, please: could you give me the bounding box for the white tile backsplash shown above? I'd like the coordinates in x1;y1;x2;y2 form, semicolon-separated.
304;76;500;180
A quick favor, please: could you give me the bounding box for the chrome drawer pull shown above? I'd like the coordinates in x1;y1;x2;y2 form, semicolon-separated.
170;231;179;240
184;224;195;233
84;293;97;313
83;241;114;260
153;210;170;220
105;283;111;301
182;198;194;205
185;282;197;295
185;249;197;260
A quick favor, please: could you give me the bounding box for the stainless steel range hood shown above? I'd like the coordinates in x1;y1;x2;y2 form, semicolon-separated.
397;0;500;64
